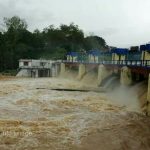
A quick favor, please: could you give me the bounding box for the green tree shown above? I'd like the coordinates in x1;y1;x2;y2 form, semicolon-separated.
84;36;107;51
60;23;84;51
4;16;27;31
2;16;29;69
0;16;109;73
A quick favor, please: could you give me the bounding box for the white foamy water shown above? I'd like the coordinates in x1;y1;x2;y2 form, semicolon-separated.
0;77;149;150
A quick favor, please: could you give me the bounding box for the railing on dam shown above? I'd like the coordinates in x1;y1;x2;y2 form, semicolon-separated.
62;60;150;68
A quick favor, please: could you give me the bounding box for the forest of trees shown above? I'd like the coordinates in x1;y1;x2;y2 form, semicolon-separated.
0;16;108;72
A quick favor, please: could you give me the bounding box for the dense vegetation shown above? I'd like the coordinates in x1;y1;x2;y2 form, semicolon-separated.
0;16;108;72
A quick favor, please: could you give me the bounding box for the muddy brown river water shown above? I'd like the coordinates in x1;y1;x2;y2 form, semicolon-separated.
0;77;150;150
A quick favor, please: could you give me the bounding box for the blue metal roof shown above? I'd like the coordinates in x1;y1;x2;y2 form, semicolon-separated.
140;45;146;51
88;50;101;56
140;44;150;51
67;52;78;56
111;48;128;55
146;44;150;51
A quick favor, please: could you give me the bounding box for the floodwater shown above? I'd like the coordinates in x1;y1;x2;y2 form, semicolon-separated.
0;77;150;150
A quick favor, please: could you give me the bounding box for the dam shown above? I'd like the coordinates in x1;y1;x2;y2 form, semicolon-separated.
60;44;150;115
0;45;150;149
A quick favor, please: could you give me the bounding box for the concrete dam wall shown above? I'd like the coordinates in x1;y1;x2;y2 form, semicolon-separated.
60;63;150;115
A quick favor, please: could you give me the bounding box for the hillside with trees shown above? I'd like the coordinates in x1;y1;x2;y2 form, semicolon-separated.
0;16;108;72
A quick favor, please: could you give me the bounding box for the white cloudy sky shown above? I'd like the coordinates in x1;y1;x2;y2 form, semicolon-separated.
0;0;150;47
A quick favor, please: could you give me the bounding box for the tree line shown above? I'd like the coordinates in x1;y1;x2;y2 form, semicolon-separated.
0;16;108;72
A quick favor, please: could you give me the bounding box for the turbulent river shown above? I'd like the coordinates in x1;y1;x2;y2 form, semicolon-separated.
0;77;150;150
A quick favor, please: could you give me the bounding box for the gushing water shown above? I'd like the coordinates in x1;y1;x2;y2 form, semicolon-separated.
0;77;149;150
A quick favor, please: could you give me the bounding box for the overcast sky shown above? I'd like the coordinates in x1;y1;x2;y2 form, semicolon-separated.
0;0;150;47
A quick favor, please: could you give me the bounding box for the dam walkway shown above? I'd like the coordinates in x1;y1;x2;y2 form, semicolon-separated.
62;60;150;67
62;60;150;76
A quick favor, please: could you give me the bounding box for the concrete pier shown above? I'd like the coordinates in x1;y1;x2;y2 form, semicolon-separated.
35;70;38;78
120;66;132;85
147;74;150;115
97;65;112;86
60;63;66;75
78;64;86;80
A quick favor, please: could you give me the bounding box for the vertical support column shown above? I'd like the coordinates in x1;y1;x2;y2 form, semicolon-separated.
78;64;86;80
147;74;150;116
120;66;132;85
35;69;38;78
60;63;66;75
48;69;50;77
97;65;113;86
98;65;104;86
55;64;59;77
51;66;54;77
